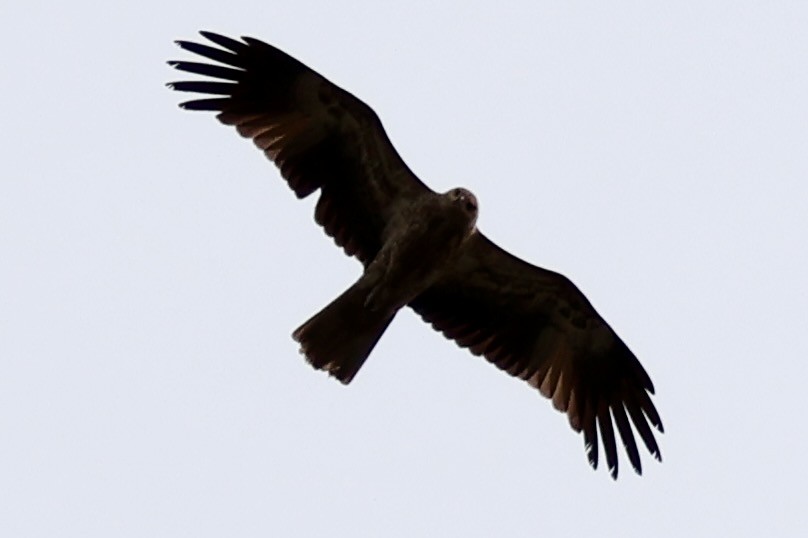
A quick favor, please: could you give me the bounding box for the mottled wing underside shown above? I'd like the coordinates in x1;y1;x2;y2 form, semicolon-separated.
410;232;663;478
168;32;431;264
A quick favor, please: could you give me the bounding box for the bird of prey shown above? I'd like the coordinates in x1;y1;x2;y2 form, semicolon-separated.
168;31;663;478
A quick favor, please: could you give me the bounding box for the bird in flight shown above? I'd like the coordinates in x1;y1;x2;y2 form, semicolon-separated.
168;31;663;478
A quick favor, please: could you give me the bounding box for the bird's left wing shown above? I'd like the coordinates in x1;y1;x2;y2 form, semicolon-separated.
409;232;663;478
168;32;431;265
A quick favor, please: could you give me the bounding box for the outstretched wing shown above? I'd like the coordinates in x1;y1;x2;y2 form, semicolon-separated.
410;232;663;478
168;32;430;265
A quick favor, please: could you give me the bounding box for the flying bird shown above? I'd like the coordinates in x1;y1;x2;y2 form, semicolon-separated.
168;31;663;478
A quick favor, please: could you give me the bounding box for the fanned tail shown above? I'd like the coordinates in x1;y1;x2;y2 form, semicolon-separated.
293;282;395;384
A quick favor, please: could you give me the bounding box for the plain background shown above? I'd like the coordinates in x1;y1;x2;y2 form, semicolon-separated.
2;1;807;536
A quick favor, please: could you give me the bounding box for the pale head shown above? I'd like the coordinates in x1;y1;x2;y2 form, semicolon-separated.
447;186;478;215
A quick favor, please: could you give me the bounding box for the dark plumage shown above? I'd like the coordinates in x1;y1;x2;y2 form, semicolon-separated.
168;31;663;478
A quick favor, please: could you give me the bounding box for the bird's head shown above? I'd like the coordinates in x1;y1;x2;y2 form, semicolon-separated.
447;187;478;215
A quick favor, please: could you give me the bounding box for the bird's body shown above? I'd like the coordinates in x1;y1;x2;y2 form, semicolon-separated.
294;188;478;382
169;32;663;478
366;188;479;311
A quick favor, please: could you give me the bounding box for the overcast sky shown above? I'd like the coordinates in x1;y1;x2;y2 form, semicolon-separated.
2;1;807;536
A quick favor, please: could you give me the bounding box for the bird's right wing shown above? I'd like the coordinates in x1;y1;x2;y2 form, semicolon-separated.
169;32;431;265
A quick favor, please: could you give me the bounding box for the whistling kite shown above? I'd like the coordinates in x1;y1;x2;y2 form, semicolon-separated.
168;32;663;478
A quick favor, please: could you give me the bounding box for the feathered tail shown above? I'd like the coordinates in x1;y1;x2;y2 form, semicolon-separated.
292;282;395;384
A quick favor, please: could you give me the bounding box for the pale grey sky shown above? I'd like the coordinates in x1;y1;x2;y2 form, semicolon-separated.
2;1;807;536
